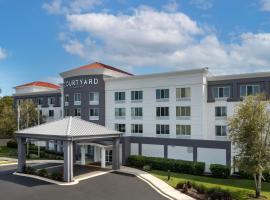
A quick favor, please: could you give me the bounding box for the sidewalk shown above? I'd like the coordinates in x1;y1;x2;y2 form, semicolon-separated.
119;166;194;200
0;157;63;166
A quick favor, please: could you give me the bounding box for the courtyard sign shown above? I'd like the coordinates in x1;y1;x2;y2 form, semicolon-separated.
64;78;99;88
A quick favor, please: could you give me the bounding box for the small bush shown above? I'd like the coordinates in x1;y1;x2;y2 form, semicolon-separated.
28;154;39;159
210;164;231;178
206;187;232;200
24;166;36;175
37;169;48;178
50;171;63;181
143;165;151;171
6;140;17;148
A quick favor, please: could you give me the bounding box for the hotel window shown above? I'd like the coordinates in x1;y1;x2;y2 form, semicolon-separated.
156;124;170;135
176;125;191;136
212;86;230;99
49;110;54;117
74;93;81;105
131;91;143;101
176;106;191;119
176;88;191;100
17;99;23;106
131;107;143;118
215;107;227;118
156;107;169;118
131;124;143;133
89;92;99;105
65;109;70;117
240;84;260;97
115;124;126;132
89;108;99;120
115;108;126;118
115;92;125;102
106;150;112;163
48;97;55;105
74;108;81;117
215;125;227;136
64;94;69;106
156;89;169;101
37;98;43;105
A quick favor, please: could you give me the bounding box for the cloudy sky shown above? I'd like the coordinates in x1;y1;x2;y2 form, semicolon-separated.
1;0;270;95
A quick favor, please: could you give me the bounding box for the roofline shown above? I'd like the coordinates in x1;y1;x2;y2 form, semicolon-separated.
14;82;61;89
208;71;270;81
13;90;61;97
104;67;209;82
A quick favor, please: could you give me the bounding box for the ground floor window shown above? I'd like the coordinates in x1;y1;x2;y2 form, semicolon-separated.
106;150;112;163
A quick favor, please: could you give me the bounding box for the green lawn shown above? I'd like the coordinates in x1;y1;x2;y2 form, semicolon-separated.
151;170;270;200
0;146;17;158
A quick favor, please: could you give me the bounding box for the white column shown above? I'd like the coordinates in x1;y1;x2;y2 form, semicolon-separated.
101;147;106;168
81;145;86;165
94;146;98;162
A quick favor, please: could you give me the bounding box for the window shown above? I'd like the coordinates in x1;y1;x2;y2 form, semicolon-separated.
176;88;191;100
89;108;99;120
65;109;70;117
176;125;191;136
156;107;169;118
106;150;112;163
131;91;143;101
37;98;43;105
131;124;143;133
240;84;260;97
89;92;99;105
156;124;170;135
176;106;191;118
212;87;230;99
215;125;227;136
131;107;143;118
74;93;81;105
48;97;55;105
115;124;126;132
156;89;169;101
49;110;54;117
64;94;69;106
215;107;227;117
17;99;23;106
115;108;126;118
74;108;81;117
115;92;125;102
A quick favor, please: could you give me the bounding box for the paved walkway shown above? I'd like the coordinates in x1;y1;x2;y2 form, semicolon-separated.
119;166;194;200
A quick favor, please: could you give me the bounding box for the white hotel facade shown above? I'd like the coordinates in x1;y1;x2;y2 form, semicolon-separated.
13;62;269;171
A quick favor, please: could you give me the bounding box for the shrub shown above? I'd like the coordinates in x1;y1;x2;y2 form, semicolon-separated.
6;140;17;148
37;169;48;178
24;166;36;175
28;153;39;159
143;165;151;171
50;171;63;181
206;187;232;200
127;155;205;175
210;164;231;178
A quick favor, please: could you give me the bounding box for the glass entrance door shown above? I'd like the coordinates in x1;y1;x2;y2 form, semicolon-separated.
105;150;112;163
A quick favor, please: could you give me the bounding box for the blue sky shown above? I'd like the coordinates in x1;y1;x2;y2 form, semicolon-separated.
1;0;270;96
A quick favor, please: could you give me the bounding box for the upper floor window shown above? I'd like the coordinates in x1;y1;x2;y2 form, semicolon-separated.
74;108;81;117
74;93;81;105
215;107;227;118
131;124;143;134
115;92;125;102
131;91;143;101
156;89;169;101
115;108;126;118
176;125;191;136
176;88;191;100
131;107;143;118
156;124;170;135
156;107;169;118
37;98;43;105
49;110;54;117
215;125;227;136
176;106;191;118
17;99;23;106
212;86;230;99
48;97;55;105
240;84;260;97
115;124;126;132
89;108;99;120
89;92;99;105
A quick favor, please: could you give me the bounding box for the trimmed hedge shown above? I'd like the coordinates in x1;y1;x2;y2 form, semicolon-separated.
128;155;205;175
210;164;230;178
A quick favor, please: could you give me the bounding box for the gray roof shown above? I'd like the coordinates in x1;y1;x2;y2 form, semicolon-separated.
16;117;121;140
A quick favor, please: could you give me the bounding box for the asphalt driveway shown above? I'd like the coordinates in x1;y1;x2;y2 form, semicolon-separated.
0;164;168;200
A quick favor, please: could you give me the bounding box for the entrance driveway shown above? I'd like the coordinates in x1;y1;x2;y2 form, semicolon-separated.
0;165;168;200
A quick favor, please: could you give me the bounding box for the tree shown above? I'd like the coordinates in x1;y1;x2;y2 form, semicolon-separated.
18;99;39;129
228;94;270;198
0;96;16;138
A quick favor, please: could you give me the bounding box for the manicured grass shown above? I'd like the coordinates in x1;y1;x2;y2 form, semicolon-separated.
151;170;270;200
0;146;17;158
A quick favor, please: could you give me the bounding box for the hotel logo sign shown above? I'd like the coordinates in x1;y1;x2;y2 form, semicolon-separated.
64;78;99;88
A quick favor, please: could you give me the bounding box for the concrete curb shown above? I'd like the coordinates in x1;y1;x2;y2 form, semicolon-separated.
0;159;64;166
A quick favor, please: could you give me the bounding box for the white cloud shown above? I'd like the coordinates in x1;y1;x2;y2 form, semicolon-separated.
0;47;7;60
190;0;214;10
42;0;101;15
260;0;270;11
163;0;179;12
55;6;270;74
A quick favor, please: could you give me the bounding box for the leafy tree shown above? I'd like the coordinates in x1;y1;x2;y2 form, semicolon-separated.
18;99;39;129
0;96;16;138
228;94;270;198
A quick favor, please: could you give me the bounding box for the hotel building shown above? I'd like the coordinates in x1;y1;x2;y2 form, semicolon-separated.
13;62;270;171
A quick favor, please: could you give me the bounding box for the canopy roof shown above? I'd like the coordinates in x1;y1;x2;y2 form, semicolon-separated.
15;117;122;140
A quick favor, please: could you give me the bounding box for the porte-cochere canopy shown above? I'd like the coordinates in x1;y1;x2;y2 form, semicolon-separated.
15;117;122;182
